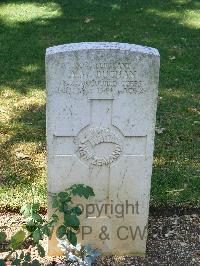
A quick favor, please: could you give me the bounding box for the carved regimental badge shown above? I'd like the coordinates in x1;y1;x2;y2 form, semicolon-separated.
76;127;123;166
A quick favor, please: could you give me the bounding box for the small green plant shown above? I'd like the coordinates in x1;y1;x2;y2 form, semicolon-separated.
51;184;95;247
0;202;58;266
0;184;97;266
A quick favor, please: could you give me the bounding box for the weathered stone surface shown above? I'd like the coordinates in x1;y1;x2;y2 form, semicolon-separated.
46;42;160;256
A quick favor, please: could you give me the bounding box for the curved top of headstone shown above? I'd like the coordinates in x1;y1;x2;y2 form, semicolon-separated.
46;42;159;57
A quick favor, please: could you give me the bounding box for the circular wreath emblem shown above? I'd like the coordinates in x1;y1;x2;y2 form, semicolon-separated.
77;127;122;166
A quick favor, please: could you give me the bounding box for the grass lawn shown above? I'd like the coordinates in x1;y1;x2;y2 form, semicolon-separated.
0;0;199;209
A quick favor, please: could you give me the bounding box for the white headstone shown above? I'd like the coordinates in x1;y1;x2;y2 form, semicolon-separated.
46;42;160;256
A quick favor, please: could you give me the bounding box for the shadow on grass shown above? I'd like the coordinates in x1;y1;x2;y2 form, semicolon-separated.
0;103;46;207
0;0;199;207
0;0;199;93
0;103;45;174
